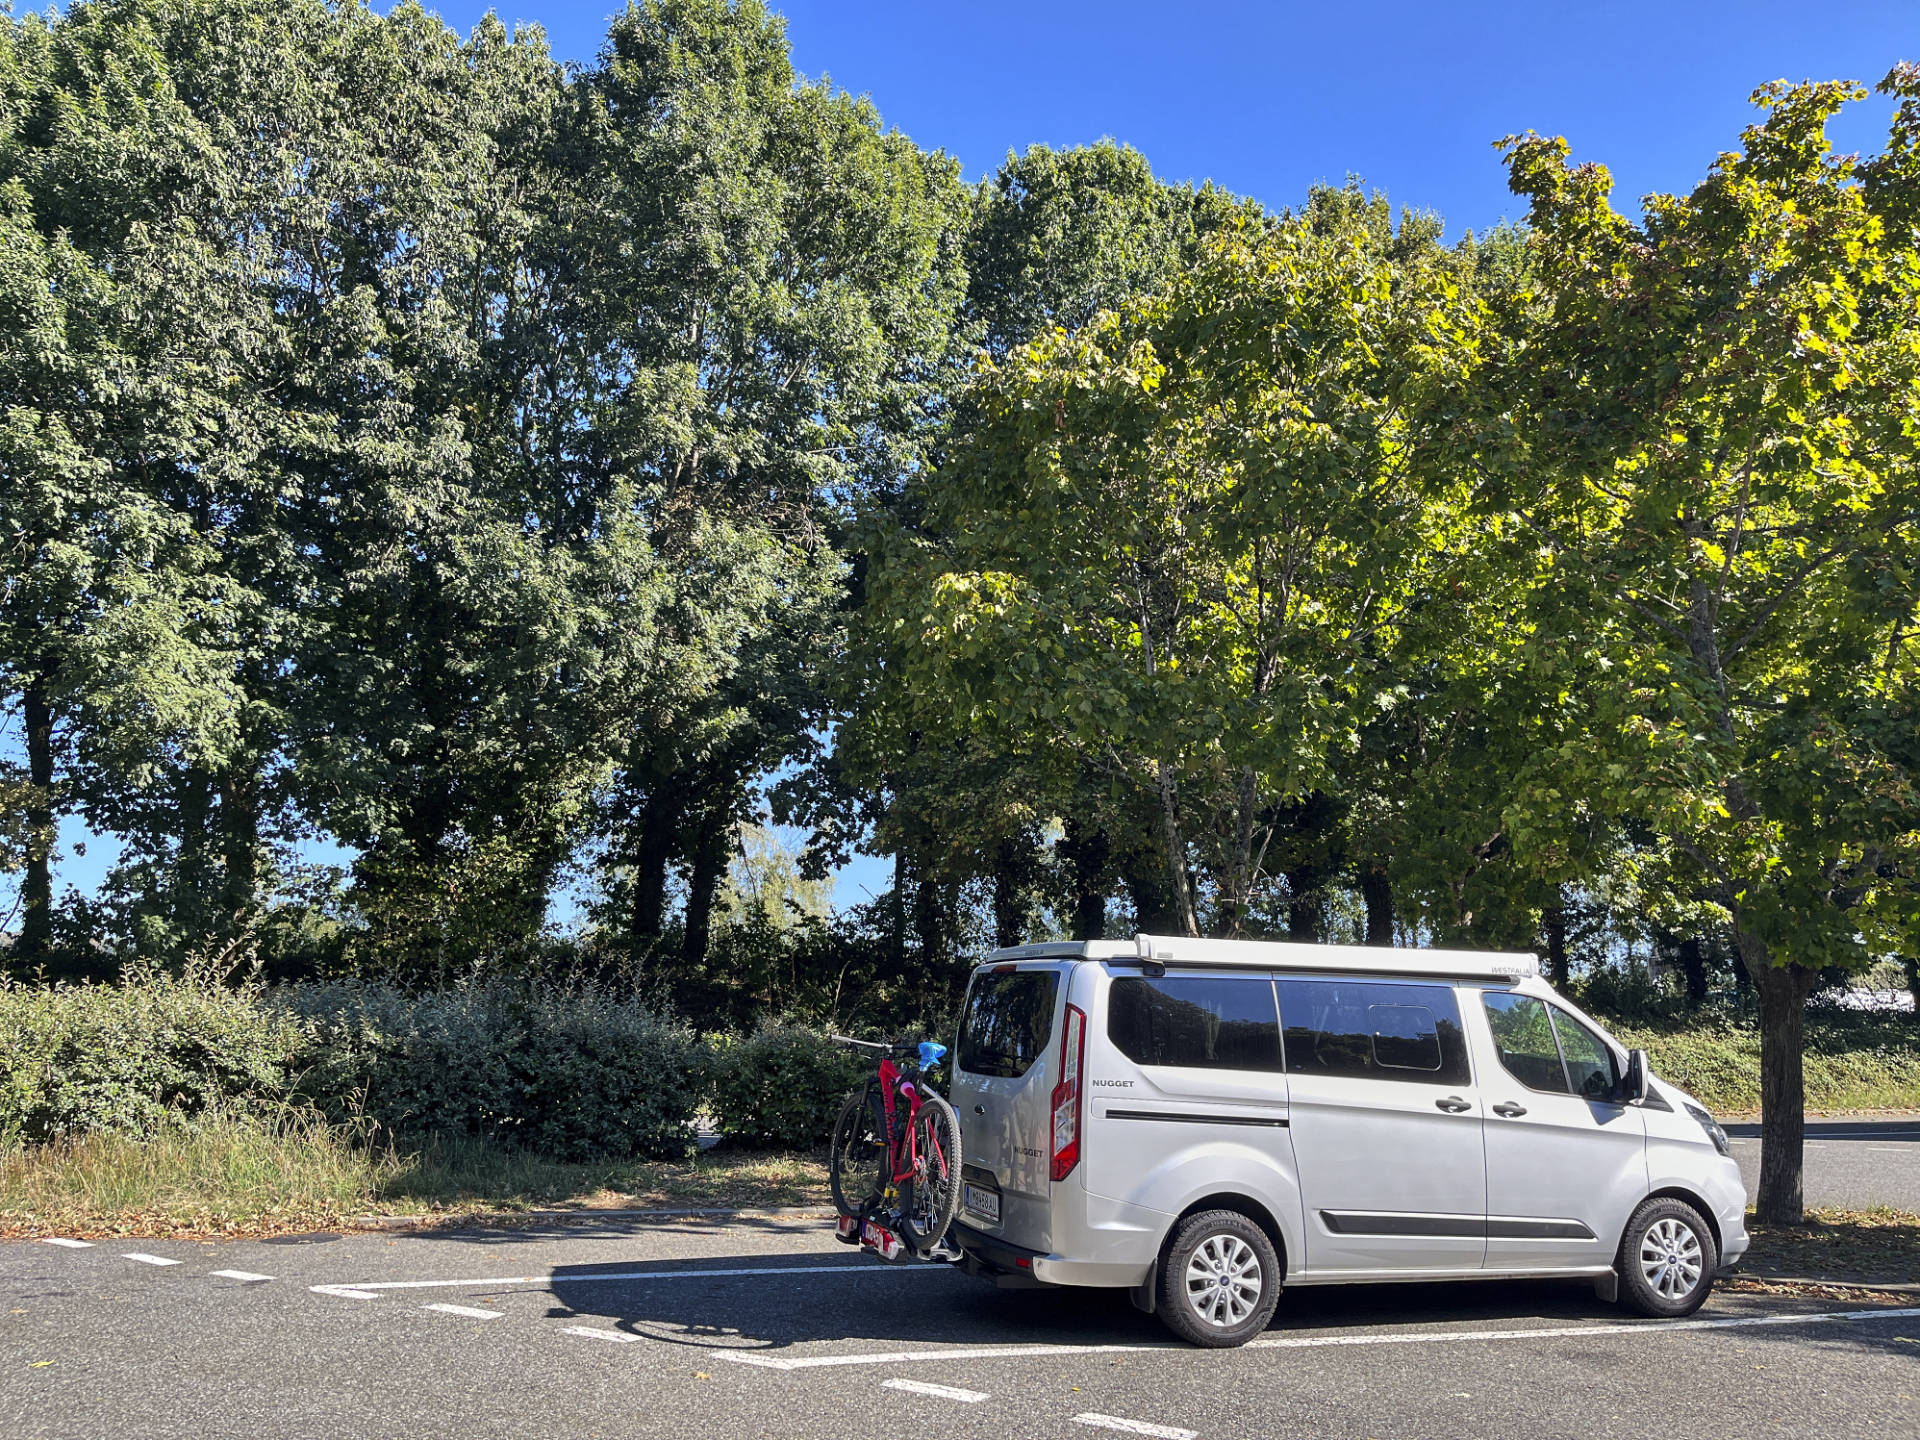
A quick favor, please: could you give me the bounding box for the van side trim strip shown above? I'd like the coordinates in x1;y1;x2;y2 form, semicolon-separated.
1319;1210;1596;1240
1486;1216;1597;1240
1320;1210;1483;1238
1104;1110;1289;1128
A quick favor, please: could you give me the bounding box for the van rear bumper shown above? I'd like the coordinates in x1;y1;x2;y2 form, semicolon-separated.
948;1219;1055;1289
948;1218;1152;1290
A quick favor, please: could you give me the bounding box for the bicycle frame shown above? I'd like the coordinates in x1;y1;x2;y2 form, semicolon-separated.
875;1054;929;1187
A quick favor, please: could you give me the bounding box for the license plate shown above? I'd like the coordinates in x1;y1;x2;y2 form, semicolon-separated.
962;1182;1001;1224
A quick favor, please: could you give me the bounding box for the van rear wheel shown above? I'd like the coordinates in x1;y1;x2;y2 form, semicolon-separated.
1616;1196;1717;1318
1155;1210;1281;1348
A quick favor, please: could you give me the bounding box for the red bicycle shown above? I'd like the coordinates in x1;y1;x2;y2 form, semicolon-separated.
827;1037;963;1259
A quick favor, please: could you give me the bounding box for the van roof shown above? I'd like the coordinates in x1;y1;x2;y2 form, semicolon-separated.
984;933;1539;982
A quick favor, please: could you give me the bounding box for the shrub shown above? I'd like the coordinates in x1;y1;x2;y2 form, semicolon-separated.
0;960;307;1144
283;981;706;1162
707;1024;869;1148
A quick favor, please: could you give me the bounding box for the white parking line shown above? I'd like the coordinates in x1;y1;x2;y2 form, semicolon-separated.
423;1303;503;1321
1075;1414;1197;1439
882;1378;990;1403
311;1262;945;1301
40;1238;92;1249
713;1305;1920;1371
210;1270;274;1282
122;1253;182;1267
563;1326;642;1344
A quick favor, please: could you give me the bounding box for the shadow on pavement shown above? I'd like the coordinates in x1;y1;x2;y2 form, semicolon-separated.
526;1247;1731;1358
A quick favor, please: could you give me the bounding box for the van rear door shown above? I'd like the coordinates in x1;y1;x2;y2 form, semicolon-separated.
950;963;1068;1249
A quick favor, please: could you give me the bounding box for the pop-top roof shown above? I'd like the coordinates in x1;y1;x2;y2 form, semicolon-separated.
983;933;1539;982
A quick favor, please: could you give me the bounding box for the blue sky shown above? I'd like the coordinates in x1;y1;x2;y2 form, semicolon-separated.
447;0;1913;235
16;0;1916;921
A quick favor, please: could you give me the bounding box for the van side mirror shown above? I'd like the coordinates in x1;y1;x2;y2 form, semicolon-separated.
1618;1049;1649;1103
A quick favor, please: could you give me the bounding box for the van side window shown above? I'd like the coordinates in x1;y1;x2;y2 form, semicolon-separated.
1107;976;1283;1072
1276;979;1469;1086
1550;1007;1619;1100
1481;992;1571;1093
958;970;1060;1079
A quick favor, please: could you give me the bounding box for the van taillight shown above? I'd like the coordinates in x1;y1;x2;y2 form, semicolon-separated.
1050;1003;1086;1182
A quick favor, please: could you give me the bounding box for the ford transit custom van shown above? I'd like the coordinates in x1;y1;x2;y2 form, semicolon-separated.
947;935;1747;1348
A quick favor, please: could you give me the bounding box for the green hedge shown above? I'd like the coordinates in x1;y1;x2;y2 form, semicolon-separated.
284;982;708;1162
0;963;306;1143
707;1025;869;1148
0;970;708;1161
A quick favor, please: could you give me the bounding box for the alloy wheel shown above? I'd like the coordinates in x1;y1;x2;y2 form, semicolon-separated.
1637;1216;1704;1300
1184;1233;1263;1327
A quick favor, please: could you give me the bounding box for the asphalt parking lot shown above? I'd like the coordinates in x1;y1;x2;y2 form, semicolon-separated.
4;1205;1917;1440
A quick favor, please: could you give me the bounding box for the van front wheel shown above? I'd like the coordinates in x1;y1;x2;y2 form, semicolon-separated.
1616;1196;1717;1318
1155;1210;1281;1348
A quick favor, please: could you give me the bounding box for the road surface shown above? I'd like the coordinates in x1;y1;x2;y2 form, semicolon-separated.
4;1208;1916;1440
1726;1117;1920;1211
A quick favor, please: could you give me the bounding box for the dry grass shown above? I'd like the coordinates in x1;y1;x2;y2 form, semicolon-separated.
0;1113;829;1240
1735;1206;1920;1288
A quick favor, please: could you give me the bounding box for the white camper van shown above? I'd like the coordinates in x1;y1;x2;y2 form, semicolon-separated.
946;935;1747;1348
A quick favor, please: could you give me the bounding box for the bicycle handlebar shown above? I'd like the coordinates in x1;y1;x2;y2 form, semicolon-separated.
828;1034;891;1053
829;1034;948;1065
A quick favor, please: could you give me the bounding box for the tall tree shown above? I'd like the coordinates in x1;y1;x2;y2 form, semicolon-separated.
1490;77;1920;1223
566;0;971;969
862;188;1481;938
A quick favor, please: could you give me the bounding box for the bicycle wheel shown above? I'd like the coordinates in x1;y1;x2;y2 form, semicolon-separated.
827;1085;887;1219
898;1091;963;1252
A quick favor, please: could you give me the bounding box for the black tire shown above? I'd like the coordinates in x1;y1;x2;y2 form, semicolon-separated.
1154;1209;1282;1348
1616;1196;1717;1318
827;1087;886;1220
898;1091;963;1252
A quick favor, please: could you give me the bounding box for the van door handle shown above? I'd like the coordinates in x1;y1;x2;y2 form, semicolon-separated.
1492;1102;1528;1118
1434;1096;1473;1113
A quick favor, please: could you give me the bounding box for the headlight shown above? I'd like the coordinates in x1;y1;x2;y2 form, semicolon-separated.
1684;1101;1731;1157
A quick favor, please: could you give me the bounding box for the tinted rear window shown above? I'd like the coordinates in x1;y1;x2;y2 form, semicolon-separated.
1107;976;1283;1071
1277;978;1470;1086
958;969;1060;1079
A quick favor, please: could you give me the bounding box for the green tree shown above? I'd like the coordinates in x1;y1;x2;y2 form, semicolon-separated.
567;0;971;971
1490;77;1920;1222
862;189;1481;938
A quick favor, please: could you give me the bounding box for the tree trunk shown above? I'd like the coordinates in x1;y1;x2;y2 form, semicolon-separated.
1223;765;1262;936
1359;864;1394;947
17;679;56;970
1285;867;1318;942
1676;937;1710;1011
1541;899;1569;990
991;835;1034;949
913;872;948;969
888;848;909;967
629;787;686;951
1060;817;1109;942
679;803;729;970
1743;929;1818;1225
1904;955;1920;1021
1154;760;1198;937
219;766;260;930
1121;839;1177;934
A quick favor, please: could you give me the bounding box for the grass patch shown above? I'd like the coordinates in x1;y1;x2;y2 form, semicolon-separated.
374;1135;829;1214
1609;1011;1920;1116
0;1112;829;1240
1737;1207;1920;1287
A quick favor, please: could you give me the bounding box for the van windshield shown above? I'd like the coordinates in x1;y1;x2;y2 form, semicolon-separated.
957;969;1060;1079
